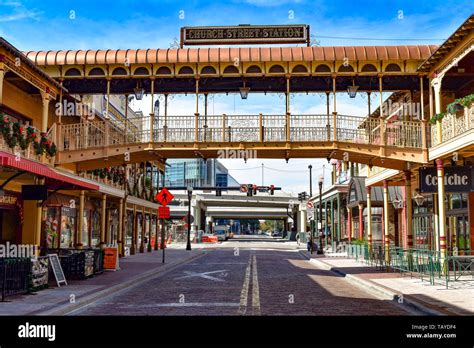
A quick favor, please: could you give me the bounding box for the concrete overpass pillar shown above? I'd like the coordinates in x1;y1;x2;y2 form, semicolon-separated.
192;200;201;232
297;204;307;233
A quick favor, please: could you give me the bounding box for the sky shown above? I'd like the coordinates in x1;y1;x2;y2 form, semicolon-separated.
1;0;473;194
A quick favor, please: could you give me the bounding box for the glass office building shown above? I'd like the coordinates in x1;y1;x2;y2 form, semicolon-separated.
165;159;239;188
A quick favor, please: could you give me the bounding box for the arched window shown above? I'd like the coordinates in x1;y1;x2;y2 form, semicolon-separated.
361;64;377;72
112;67;128;76
156;66;172;75
269;65;285;73
134;67;149;75
246;65;262;74
292;64;308;73
338;65;354;72
385;63;401;72
65;68;81;77
201;66;217;74
315;64;331;73
223;65;239;74
88;67;105;76
178;66;194;75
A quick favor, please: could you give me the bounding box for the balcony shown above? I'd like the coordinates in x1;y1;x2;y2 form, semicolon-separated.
0;118;56;166
430;104;474;147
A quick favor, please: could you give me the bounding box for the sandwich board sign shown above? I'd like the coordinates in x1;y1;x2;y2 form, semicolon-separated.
47;254;67;287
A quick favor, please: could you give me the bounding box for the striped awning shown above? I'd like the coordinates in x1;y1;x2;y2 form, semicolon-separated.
0;151;99;191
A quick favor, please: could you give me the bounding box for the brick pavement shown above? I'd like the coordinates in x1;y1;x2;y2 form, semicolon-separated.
307;255;474;316
73;247;411;316
0;249;204;315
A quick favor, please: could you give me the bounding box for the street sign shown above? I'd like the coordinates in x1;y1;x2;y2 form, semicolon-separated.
306;201;314;209
183;215;195;224
158;206;170;219
156;188;174;206
240;184;248;193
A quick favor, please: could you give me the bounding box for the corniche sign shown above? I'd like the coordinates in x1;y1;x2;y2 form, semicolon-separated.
419;166;473;193
180;25;310;46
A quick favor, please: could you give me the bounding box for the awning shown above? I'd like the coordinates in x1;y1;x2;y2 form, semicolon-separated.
0;151;99;191
347;176;403;208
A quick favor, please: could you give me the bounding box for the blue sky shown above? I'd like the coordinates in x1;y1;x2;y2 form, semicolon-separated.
1;0;473;194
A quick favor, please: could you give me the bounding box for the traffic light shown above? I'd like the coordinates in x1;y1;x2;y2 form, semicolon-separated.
216;189;222;196
247;184;253;197
270;184;275;195
252;184;257;195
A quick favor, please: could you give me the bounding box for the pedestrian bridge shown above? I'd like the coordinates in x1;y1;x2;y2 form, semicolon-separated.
53;113;426;171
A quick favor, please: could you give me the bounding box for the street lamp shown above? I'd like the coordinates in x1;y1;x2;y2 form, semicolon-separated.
413;189;426;207
186;185;193;251
133;81;145;100
318;175;324;254
308;165;313;197
347;78;359;98
239;80;250;99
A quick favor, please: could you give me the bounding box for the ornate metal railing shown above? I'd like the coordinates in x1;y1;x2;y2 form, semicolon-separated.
430;105;474;147
56;114;425;151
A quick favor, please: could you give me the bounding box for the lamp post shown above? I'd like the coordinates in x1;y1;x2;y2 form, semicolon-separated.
186;185;193;251
318;175;324;254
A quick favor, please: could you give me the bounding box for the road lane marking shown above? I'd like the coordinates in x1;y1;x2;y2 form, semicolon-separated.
238;255;252;315
175;270;228;282
251;255;261;315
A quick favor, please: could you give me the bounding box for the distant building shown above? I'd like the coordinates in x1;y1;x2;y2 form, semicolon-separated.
165;159;239;188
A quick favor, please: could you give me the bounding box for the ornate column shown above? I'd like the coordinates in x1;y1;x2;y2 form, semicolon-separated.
332;76;337;141
40;91;51;133
118;198;124;256
99;193;107;248
436;159;447;270
383;180;390;263
0;62;5;105
76;191;85;248
432;77;443;143
131;205;137;255
347;207;352;242
366;186;372;251
358;203;364;240
140;207;145;253
404;172;413;248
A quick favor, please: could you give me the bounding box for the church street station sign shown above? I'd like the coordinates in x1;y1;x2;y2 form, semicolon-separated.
180;24;310;46
419;166;474;193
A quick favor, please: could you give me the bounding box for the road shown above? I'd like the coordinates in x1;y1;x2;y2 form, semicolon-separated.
72;239;412;316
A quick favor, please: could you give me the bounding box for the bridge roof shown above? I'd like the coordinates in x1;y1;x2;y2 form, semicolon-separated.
25;45;437;66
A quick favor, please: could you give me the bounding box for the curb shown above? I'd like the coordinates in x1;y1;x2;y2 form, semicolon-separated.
33;251;206;316
304;254;459;316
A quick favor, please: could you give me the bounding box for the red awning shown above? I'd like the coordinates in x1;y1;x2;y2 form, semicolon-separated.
0;151;99;191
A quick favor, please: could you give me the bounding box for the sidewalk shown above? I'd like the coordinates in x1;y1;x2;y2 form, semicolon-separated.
300;251;473;316
0;248;205;316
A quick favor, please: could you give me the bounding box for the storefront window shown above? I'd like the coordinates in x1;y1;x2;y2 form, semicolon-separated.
82;210;89;246
44;207;60;249
126;212;133;246
91;211;100;247
60;207;76;248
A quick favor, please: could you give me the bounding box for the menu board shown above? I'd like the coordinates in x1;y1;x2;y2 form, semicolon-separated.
48;254;67;287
